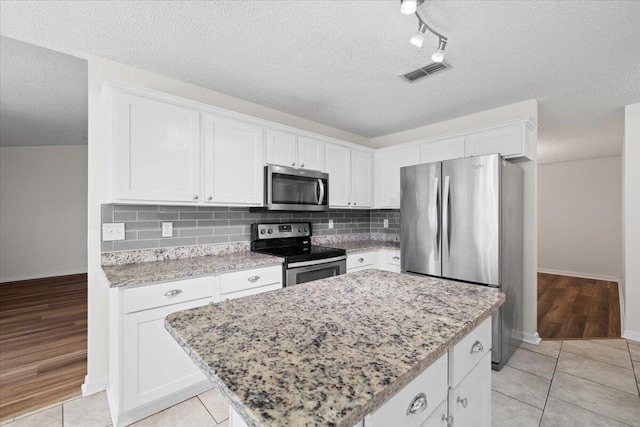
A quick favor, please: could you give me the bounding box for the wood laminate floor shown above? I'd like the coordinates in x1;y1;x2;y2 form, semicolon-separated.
537;273;621;340
0;274;87;422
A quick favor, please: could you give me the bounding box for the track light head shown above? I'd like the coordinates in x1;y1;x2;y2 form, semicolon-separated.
410;21;428;48
400;0;418;15
431;38;447;62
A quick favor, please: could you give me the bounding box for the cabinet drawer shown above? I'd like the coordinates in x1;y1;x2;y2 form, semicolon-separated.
369;353;448;427
449;316;492;387
220;265;282;294
420;399;448;427
385;251;401;266
123;276;214;314
347;252;376;270
222;283;282;301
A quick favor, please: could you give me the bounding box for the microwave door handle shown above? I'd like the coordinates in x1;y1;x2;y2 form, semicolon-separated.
317;179;325;205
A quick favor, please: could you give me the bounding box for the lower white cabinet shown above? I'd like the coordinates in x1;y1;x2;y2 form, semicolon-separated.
421;400;449;427
346;250;401;273
450;352;491;427
219;265;283;301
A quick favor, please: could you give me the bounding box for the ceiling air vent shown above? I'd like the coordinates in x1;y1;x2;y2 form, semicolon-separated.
401;61;450;83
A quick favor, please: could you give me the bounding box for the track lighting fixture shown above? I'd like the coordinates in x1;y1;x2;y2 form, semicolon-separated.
401;1;449;63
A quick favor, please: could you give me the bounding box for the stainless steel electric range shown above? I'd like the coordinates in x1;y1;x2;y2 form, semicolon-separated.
250;222;346;287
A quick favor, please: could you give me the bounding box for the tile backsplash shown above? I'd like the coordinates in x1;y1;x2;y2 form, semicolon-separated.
101;204;398;253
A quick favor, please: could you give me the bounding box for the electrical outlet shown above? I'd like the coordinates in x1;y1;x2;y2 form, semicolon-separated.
103;223;125;241
328;219;334;229
162;222;173;237
383;219;389;228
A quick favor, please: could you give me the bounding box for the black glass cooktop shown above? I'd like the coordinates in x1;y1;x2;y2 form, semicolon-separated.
255;245;346;263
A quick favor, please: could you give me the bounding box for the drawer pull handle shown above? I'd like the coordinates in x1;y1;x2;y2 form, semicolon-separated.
248;276;260;282
457;396;468;408
470;340;484;354
164;289;182;297
406;392;428;415
442;415;454;426
358;258;364;263
392;256;400;260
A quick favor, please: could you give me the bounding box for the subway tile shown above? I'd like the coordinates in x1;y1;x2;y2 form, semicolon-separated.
266;212;291;219
197;235;229;244
114;204;158;211
138;230;162;239
180;212;214;220
215;211;245;220
228;219;255;227
159;205;197;212
114;212;137;221
158;237;197;248
197;206;229;212
101;241;114;252
172;220;198;229
229;234;251;242
229;207;250;212
198;219;229;227
319;229;337;235
125;230;138;240
124;221;159;230
213;227;244;235
179;228;214;237
138;212;179;221
101;204;113;223
243;211;268;219
114;240;159;251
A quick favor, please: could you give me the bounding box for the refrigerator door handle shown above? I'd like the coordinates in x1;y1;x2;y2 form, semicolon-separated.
433;177;440;261
443;175;450;261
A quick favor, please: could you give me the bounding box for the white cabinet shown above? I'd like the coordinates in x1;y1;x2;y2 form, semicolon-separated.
325;144;373;208
347;252;377;272
420;137;465;163
464;120;534;161
219;265;283;301
450;352;491;427
420;400;449;427
266;131;325;171
203;115;264;205
380;250;401;273
376;145;421;208
112;93;201;203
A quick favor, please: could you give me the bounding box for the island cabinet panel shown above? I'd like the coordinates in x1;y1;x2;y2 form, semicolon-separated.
203;114;264;206
450;352;492;427
367;353;448;427
448;317;492;388
112;93;202;203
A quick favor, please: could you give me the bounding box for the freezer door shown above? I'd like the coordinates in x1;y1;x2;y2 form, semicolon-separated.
442;155;500;285
400;162;441;276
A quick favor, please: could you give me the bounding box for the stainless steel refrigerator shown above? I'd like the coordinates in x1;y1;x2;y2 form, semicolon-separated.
400;154;523;370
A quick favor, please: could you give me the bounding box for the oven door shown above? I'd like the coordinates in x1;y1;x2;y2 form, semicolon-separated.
266;165;329;211
285;256;346;287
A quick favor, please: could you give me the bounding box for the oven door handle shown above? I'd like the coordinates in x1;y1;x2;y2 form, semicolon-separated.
317;179;325;205
288;255;347;268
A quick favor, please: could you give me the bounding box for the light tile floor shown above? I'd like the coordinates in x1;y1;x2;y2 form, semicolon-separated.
3;339;639;427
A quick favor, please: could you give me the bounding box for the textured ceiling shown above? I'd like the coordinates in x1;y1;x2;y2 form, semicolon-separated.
0;1;639;162
0;36;87;147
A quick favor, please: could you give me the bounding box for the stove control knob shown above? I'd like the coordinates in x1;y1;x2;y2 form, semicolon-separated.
260;229;266;235
298;227;302;233
303;227;308;233
267;228;273;234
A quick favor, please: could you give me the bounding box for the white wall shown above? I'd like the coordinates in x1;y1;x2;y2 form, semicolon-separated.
0;145;87;282
370;100;539;342
624;103;640;341
538;157;622;280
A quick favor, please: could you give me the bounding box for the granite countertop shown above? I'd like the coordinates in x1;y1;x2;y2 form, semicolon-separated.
165;269;504;427
102;251;284;288
326;240;400;253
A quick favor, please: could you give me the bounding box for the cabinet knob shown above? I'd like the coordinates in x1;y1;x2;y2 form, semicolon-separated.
164;289;182;297
348;202;351;206
248;275;260;282
406;392;428;415
442;414;454;426
193;195;199;200
392;256;400;260
470;340;484;354
358;258;364;263
353;202;357;206
207;196;213;201
301;163;305;168
291;162;296;166
457;396;468;408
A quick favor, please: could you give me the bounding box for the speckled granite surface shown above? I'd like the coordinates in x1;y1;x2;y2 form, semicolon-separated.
328;240;400;253
165;269;504;427
103;251;283;288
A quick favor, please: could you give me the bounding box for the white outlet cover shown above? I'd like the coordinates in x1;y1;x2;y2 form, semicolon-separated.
103;223;125;241
328;219;334;229
383;219;389;228
162;222;173;237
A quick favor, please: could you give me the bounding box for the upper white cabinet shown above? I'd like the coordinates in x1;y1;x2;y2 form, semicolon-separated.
113;93;201;203
203;115;264;206
464;120;534;160
325;144;373;208
265;130;325;171
375;145;421;208
420;137;465;163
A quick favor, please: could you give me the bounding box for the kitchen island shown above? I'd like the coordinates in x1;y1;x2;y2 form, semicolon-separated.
165;269;504;427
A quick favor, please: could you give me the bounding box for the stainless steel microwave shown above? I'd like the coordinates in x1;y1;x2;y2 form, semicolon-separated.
264;165;329;211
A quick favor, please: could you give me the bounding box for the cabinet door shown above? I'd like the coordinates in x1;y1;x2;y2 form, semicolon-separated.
325;143;351;207
420;400;448;427
376;145;421;208
350;150;373;208
122;297;210;410
464;126;523;158
450;352;491;427
114;94;201;203
204;115;264;205
298;136;325;171
420;137;465;163
265;129;297;167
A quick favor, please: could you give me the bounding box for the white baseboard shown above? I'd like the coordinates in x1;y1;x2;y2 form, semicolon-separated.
0;268;87;283
82;375;107;397
623;330;640;343
537;268;620;283
521;331;542;345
